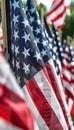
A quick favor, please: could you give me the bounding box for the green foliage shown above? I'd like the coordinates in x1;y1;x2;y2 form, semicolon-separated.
62;2;74;39
22;2;26;8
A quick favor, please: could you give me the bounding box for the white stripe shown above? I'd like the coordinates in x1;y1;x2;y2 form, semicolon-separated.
0;39;3;44
57;76;73;128
22;85;49;130
47;59;73;128
63;54;70;61
62;66;74;81
70;61;74;66
53;13;65;27
47;5;64;22
62;59;70;67
67;98;74;113
34;69;68;130
0;118;21;130
62;68;71;81
63;80;74;96
0;56;25;99
65;47;69;52
49;0;62;12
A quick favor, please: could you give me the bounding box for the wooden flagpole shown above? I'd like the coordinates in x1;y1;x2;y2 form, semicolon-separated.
1;0;12;63
1;0;7;50
39;3;44;29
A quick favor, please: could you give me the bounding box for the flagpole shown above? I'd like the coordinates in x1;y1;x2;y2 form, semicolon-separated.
1;0;12;63
1;0;7;50
39;3;44;29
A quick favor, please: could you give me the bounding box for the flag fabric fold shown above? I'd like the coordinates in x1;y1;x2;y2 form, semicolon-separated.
0;52;39;130
46;0;66;29
9;0;69;130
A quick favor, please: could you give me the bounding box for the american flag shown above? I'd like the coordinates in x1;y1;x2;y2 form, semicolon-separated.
0;52;39;130
26;0;70;130
61;44;74;100
44;19;74;130
9;0;69;130
46;0;66;29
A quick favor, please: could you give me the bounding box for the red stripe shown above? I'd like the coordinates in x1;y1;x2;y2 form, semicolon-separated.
64;51;70;56
62;62;74;73
47;0;63;16
45;61;71;129
64;58;70;63
62;63;70;71
70;103;74;117
65;88;74;101
57;24;64;29
51;10;65;22
63;73;71;84
65;6;70;9
26;77;64;130
0;83;35;130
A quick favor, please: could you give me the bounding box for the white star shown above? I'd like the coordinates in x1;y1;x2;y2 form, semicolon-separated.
57;37;60;41
22;18;30;27
42;40;47;46
41;49;47;56
35;27;41;34
36;38;40;43
16;61;20;70
34;51;42;61
29;16;34;23
53;47;57;53
11;44;14;52
58;42;61;46
23;63;30;75
13;30;19;40
12;59;14;67
22;47;30;58
17;76;20;84
15;46;19;56
50;38;52;42
30;26;33;31
54;41;56;45
30;8;36;13
49;44;52;49
42;32;45;37
12;15;19;25
37;18;41;25
34;40;37;46
12;1;19;10
56;66;59;73
71;51;74;55
53;55;56;60
60;47;63;52
22;32;30;43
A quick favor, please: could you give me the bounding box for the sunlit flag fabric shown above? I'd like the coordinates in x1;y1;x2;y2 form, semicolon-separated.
61;44;74;100
10;0;69;130
26;0;72;130
66;97;74;118
44;19;74;130
46;0;66;29
64;0;71;15
0;118;22;130
61;44;74;118
10;0;44;87
0;52;39;130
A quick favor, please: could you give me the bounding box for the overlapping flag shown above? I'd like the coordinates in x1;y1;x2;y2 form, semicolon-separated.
0;0;74;130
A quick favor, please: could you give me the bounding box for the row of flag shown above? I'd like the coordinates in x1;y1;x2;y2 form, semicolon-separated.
0;0;74;130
